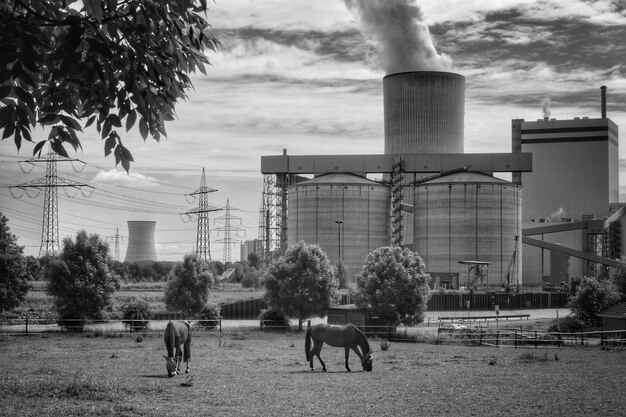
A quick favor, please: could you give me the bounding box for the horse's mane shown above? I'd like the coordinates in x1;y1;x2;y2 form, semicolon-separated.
351;324;370;354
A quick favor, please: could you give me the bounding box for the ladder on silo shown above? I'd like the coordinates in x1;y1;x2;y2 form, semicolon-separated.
391;158;405;246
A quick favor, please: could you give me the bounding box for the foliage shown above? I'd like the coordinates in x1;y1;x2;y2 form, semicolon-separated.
334;260;350;289
197;304;221;329
164;254;214;316
568;276;621;327
0;213;30;312
547;315;588;333
0;0;219;172
612;268;626;301
120;298;152;332
45;230;120;331
259;308;290;330
241;266;263;289
263;242;338;323
247;252;262;269
354;246;431;326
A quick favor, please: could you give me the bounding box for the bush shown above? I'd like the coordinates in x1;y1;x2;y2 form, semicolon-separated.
259;308;290;330
121;299;152;332
547;315;588;333
197;304;221;329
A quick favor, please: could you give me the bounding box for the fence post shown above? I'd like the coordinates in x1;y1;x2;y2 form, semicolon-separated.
534;330;538;349
25;317;29;335
219;317;222;333
496;330;499;347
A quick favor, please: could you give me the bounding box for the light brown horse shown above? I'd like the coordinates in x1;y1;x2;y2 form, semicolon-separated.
163;320;191;377
305;323;373;372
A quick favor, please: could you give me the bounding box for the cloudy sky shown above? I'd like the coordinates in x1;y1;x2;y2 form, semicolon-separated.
1;0;625;262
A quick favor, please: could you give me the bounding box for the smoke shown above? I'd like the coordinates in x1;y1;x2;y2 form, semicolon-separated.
344;0;452;74
548;207;567;221
541;96;551;119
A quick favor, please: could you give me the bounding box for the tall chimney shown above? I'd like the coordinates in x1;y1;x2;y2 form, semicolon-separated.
601;85;607;118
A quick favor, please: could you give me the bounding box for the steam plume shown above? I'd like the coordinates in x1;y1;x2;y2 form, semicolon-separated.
542;96;551;119
344;0;452;74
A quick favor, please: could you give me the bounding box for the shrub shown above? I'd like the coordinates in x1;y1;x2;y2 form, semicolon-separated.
121;298;152;332
547;315;587;333
197;304;221;329
259;308;290;330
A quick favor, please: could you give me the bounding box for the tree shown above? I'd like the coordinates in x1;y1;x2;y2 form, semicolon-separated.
0;0;219;172
164;254;214;316
569;276;620;327
0;212;30;312
612;268;626;301
247;252;262;269
46;230;120;330
120;297;152;332
264;242;338;330
354;246;431;326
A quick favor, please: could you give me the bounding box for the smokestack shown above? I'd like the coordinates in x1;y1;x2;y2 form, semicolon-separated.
601;86;607;118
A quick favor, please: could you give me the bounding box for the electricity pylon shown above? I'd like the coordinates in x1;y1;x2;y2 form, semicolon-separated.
182;168;222;262
213;199;245;263
10;146;94;257
106;228;124;262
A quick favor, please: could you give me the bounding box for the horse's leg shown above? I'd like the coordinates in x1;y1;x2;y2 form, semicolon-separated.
344;347;351;372
175;345;182;373
184;338;191;373
312;341;326;372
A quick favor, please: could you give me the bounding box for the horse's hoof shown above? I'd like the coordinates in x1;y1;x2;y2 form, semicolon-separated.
185;370;190;374
322;368;327;372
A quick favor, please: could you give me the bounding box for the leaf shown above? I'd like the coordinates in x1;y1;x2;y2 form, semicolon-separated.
0;86;11;100
39;114;61;125
106;113;122;128
104;132;118;157
13;86;35;110
2;122;15;139
58;115;83;131
84;0;104;21
33;140;46;156
85;115;96;128
50;139;69;158
126;109;137;132
138;117;148;140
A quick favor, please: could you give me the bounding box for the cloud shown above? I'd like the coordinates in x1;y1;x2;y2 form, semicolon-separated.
92;169;160;187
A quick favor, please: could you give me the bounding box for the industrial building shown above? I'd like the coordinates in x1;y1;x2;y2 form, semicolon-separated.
259;72;623;287
124;220;157;263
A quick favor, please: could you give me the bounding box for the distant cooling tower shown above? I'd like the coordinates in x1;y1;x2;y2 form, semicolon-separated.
124;221;157;263
384;71;465;154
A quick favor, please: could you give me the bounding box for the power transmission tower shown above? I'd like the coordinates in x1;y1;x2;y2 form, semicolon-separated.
106;228;124;262
214;199;245;263
258;173;293;263
10;146;94;257
182;168;222;262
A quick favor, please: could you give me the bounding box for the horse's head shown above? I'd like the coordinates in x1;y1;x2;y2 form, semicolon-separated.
163;355;178;377
362;352;373;372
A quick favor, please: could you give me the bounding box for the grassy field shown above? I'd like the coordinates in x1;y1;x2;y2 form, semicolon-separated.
2;331;625;416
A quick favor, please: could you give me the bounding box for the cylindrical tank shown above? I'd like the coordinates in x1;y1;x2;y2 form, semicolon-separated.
413;172;522;287
287;173;390;277
384;71;465;154
125;221;157;263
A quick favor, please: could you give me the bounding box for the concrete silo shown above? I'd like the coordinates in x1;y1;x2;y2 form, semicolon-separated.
125;221;157;263
287;173;389;276
413;172;521;288
384;71;465;154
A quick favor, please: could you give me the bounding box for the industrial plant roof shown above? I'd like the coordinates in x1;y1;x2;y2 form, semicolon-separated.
421;171;512;185
301;172;383;186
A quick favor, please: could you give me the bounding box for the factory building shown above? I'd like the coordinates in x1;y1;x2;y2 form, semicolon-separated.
261;71;532;288
515;108;623;285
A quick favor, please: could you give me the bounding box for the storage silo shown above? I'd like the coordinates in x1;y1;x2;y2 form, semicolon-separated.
384;71;465;154
413;172;521;288
125;221;157;263
287;173;390;276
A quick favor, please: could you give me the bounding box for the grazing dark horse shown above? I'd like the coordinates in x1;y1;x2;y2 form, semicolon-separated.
163;320;191;377
305;323;373;372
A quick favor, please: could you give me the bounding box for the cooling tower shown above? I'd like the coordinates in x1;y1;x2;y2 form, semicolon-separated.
413;172;521;287
287;173;390;276
125;221;157;263
384;71;465;154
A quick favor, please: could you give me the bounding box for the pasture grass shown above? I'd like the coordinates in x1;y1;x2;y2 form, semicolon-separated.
2;331;625;417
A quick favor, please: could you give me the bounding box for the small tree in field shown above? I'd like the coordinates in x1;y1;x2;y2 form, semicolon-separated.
164;254;214;316
0;213;30;312
121;298;153;332
46;230;120;331
569;276;620;327
264;242;338;330
354;246;431;326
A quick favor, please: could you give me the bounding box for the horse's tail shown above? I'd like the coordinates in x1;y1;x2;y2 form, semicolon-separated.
305;327;312;361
